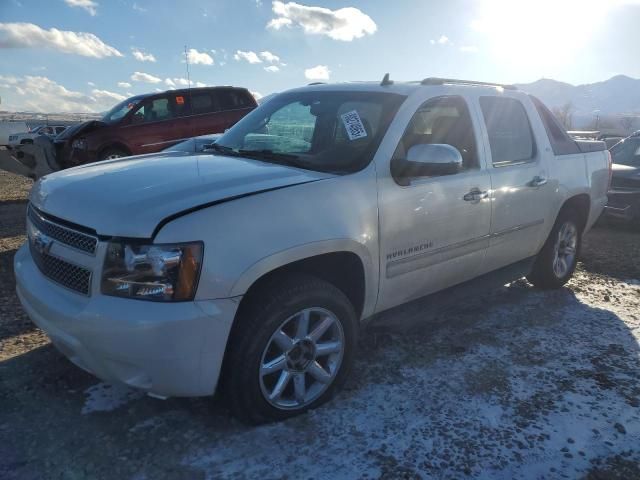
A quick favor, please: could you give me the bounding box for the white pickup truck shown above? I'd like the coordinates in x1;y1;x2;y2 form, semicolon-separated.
14;77;610;424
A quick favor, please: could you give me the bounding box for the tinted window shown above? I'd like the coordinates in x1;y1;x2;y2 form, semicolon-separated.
530;96;580;155
132;97;173;124
190;92;219;115
393;96;478;178
480;97;536;167
218;90;253;110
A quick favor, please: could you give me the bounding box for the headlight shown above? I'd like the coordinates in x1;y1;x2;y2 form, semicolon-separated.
72;138;88;149
101;241;203;301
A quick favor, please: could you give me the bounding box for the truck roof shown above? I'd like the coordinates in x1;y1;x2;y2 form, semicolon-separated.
290;77;524;99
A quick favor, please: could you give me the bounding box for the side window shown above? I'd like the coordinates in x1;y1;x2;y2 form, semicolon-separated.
189;92;219;115
611;138;640;166
530;96;580;155
132;97;173;124
218;90;253;110
392;95;478;180
55;127;66;134
480;96;536;167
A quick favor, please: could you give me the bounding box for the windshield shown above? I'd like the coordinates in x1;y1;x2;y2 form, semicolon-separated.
213;90;406;174
101;95;147;124
610;137;640;167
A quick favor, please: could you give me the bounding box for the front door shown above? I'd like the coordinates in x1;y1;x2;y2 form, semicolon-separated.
376;95;492;312
123;95;183;154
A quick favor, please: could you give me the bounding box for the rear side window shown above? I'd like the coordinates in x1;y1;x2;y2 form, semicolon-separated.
530;96;580;155
480;97;536;167
218;90;253;110
190;92;219;115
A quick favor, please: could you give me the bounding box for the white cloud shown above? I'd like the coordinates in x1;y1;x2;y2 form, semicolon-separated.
264;65;280;72
186;48;214;65
304;64;330;81
91;88;126;103
0;74;122;113
87;81;95;86
64;0;98;16
234;50;262;64
195;81;207;88
459;45;479;53
0;22;122;58
260;50;280;63
131;48;156;62
132;2;146;12
165;77;198;87
251;91;263;99
117;81;131;88
130;71;162;83
430;35;450;45
267;1;377;41
164;78;175;87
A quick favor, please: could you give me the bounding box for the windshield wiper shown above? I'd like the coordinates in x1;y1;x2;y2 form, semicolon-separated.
237;149;302;167
208;143;241;156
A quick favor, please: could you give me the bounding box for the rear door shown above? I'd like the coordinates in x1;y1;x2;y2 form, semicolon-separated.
214;89;256;131
477;95;554;270
181;90;223;137
376;94;493;311
121;95;182;154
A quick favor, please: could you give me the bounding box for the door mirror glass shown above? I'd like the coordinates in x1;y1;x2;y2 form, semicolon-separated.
404;143;463;177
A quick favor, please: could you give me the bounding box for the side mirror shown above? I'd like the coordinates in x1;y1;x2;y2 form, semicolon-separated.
404;144;463;177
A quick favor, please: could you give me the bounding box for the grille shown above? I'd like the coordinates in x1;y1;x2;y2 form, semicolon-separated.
28;205;97;255
30;243;92;295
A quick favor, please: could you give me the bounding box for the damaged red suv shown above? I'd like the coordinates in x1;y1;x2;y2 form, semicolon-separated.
54;86;257;167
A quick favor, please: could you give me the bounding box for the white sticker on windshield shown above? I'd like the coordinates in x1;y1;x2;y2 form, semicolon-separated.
341;110;368;141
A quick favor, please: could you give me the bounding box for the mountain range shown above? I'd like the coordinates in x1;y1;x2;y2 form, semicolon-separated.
516;75;640;116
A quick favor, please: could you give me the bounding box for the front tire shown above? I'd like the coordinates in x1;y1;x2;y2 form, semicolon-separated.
223;274;357;424
527;208;582;289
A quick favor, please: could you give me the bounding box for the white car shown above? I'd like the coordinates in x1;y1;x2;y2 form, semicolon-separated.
14;77;610;423
0;121;28;146
8;125;67;147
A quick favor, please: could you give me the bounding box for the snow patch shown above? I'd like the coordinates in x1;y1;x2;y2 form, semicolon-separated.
81;382;144;414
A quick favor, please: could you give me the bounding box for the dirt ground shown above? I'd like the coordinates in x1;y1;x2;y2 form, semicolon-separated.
1;170;639;480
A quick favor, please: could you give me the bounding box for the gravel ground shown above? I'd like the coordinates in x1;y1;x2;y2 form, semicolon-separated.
0;170;639;479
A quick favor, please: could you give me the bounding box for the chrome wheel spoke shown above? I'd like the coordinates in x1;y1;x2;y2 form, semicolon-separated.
308;361;332;383
269;371;292;400
273;330;294;352
315;341;342;357
261;355;286;376
293;373;306;403
295;310;310;340
309;316;334;342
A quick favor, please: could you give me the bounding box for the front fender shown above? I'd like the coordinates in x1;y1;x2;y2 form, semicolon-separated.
229;238;377;318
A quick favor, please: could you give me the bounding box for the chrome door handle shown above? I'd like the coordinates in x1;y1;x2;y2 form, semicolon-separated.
463;188;489;202
529;175;548;187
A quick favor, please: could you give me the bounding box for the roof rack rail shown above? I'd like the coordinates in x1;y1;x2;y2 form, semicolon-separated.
421;77;517;90
308;82;326;86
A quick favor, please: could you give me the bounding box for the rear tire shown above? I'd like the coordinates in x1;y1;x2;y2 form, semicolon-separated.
527;208;582;289
99;147;128;161
223;274;358;424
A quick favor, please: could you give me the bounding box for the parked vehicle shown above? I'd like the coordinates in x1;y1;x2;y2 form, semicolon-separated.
15;77;610;424
0;121;28;146
8;125;67;146
605;132;640;223
53;86;257;168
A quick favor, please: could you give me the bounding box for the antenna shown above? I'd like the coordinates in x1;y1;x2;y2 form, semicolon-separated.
184;45;192;89
380;73;393;86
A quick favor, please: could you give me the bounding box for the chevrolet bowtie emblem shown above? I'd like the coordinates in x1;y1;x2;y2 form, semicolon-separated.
32;230;54;255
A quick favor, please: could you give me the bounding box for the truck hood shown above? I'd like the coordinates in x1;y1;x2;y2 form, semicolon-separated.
54;120;106;142
30;151;334;238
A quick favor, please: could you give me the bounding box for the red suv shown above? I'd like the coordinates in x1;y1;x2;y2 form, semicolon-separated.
54;86;257;167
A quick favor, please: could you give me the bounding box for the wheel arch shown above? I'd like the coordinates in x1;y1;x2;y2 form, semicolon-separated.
230;241;374;321
557;193;591;232
97;142;131;159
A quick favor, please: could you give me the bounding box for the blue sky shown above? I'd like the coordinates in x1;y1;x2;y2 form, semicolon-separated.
1;0;639;113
